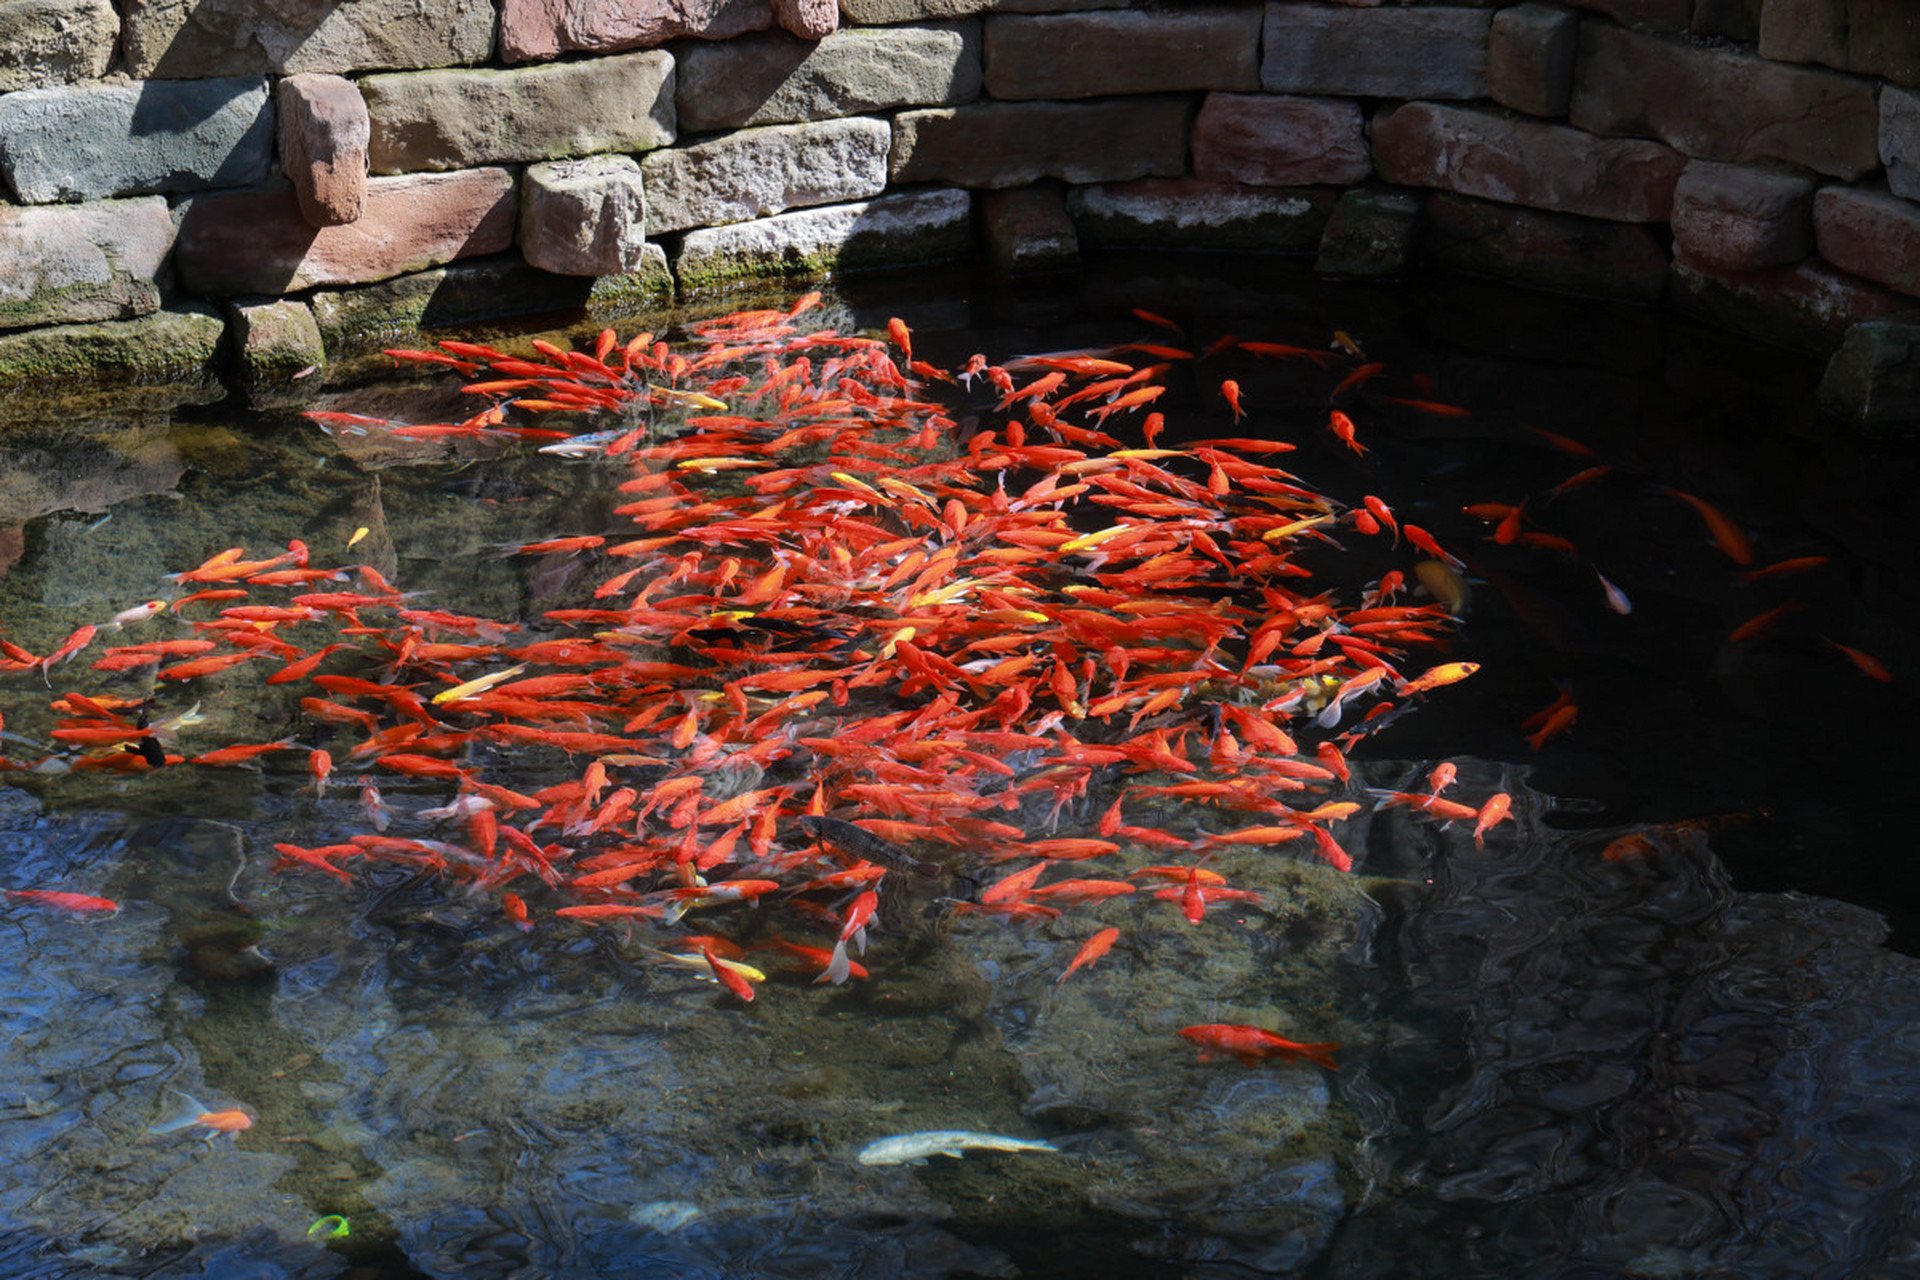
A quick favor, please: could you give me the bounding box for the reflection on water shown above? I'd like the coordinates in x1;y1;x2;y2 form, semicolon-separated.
1333;760;1920;1279
0;264;1916;1277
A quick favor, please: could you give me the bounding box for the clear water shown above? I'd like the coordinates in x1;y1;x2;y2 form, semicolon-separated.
0;257;1916;1279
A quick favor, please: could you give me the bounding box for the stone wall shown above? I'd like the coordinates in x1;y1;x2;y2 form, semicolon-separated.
3;0;1919;423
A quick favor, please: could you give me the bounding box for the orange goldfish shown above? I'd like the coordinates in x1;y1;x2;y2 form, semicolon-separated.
149;1090;254;1136
1179;1024;1338;1070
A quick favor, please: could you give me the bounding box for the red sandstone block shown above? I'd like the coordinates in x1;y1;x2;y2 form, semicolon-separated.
1814;186;1920;299
1373;102;1685;223
984;9;1260;100
276;74;370;228
772;0;836;38
1669;160;1815;272
499;0;771;63
1192;94;1369;187
174;169;517;295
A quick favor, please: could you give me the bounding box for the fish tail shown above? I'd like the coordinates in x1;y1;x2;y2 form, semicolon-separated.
1300;1043;1340;1071
818;938;852;986
148;1089;209;1134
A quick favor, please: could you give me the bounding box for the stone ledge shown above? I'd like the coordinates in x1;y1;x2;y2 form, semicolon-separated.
982;183;1078;275
0;305;224;398
1069;179;1336;252
1671;250;1908;354
1422;191;1669;303
671;187;972;290
308;254;659;368
522;157;650;277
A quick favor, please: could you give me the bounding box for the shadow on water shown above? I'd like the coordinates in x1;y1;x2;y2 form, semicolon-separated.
0;257;1916;1277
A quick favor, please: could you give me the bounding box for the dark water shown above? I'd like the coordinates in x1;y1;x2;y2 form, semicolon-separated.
0;257;1916;1278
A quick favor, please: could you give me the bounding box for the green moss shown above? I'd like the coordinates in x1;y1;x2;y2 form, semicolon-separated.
0;307;224;413
0;278;162;332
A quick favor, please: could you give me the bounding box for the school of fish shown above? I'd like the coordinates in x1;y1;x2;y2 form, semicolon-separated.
2;294;1624;1076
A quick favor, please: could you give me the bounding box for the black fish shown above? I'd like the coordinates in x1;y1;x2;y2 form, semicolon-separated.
798;815;946;881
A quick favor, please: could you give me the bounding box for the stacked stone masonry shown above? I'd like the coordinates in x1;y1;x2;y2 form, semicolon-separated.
2;0;1920;418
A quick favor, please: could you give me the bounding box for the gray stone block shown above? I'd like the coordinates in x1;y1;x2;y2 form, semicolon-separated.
675;22;982;131
644;117;890;235
230;298;326;405
1488;3;1577;118
1262;5;1491;100
0;0;116;92
981;184;1077;276
983;8;1260;100
363;53;675;175
522;156;649;277
121;0;495;77
1572;22;1880;180
1884;87;1920;201
1818;312;1920;437
672;188;972;290
0;79;272;204
0;197;173;330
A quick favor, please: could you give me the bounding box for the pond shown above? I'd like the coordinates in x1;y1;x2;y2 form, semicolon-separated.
1;256;1916;1279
